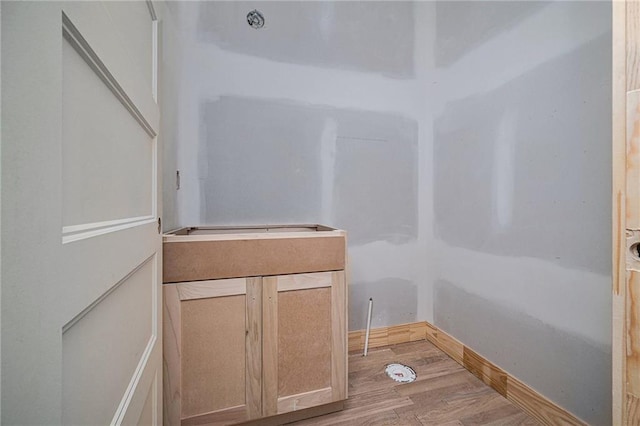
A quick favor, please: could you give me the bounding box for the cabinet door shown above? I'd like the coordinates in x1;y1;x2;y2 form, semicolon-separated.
262;271;347;416
163;278;262;425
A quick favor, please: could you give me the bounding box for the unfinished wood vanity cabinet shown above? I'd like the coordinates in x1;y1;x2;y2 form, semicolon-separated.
162;225;348;426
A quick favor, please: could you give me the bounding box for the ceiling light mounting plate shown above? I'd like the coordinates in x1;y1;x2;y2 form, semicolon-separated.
247;9;265;29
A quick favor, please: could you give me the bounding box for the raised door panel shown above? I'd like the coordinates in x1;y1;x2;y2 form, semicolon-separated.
62;1;158;128
277;286;332;409
182;295;246;417
263;271;347;416
62;33;154;233
62;257;157;425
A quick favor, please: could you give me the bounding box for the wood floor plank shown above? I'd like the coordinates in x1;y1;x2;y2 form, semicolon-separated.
393;413;423;426
397;382;496;420
418;394;507;425
395;370;473;397
307;409;401;426
442;384;499;405
344;387;408;410
475;411;541;426
288;340;538;426
459;403;524;425
288;400;410;426
393;381;484;419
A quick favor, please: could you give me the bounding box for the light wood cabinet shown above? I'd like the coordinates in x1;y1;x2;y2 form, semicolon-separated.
162;226;347;426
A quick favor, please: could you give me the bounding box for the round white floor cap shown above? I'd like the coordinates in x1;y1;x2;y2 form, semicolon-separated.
385;363;417;383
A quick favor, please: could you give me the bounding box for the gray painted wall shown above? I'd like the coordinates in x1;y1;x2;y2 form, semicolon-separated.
162;1;436;331
160;1;611;424
432;2;611;424
158;1;181;232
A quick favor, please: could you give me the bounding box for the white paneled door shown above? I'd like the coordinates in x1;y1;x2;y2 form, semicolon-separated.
2;1;162;424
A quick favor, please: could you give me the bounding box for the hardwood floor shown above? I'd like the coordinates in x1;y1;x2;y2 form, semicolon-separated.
288;340;539;425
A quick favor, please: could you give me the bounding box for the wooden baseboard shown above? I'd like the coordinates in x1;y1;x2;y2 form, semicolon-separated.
348;321;428;352
349;321;587;426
